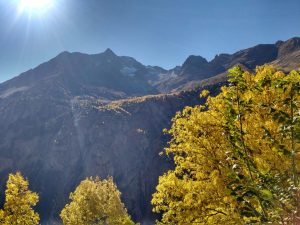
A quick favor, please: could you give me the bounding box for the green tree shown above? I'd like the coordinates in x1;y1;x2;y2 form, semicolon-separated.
0;172;40;225
60;176;137;225
152;65;300;224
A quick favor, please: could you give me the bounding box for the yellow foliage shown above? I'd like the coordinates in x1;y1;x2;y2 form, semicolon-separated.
152;65;300;224
60;176;137;225
1;172;40;225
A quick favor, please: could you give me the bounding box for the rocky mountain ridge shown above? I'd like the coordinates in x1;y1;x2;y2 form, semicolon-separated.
156;37;300;91
0;37;299;224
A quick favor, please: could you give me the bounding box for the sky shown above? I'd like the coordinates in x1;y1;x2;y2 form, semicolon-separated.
0;0;300;83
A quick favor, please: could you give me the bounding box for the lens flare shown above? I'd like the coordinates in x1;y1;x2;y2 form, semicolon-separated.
18;0;53;14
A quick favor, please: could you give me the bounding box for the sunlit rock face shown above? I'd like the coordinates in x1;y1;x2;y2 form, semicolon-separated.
0;37;299;224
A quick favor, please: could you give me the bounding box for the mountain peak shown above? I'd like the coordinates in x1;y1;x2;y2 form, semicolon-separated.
56;51;71;58
278;37;300;57
182;55;208;68
287;37;300;43
103;48;117;57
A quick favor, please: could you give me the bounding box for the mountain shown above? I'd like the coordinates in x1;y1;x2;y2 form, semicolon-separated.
0;37;299;224
0;49;162;100
272;37;300;71
154;37;300;92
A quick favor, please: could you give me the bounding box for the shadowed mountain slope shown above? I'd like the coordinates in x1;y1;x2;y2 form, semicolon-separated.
0;37;299;224
0;49;162;100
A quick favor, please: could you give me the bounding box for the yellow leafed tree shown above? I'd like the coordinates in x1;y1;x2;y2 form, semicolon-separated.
0;172;40;225
60;176;137;225
152;65;300;224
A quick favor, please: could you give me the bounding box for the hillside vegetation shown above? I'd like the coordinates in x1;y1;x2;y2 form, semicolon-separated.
152;65;300;224
0;65;299;225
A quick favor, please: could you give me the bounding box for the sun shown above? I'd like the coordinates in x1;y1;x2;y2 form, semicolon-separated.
18;0;53;14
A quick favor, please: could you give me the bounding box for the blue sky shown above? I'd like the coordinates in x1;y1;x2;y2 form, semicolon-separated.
0;0;299;82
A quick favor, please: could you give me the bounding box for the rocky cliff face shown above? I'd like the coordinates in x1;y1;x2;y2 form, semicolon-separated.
0;37;299;224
